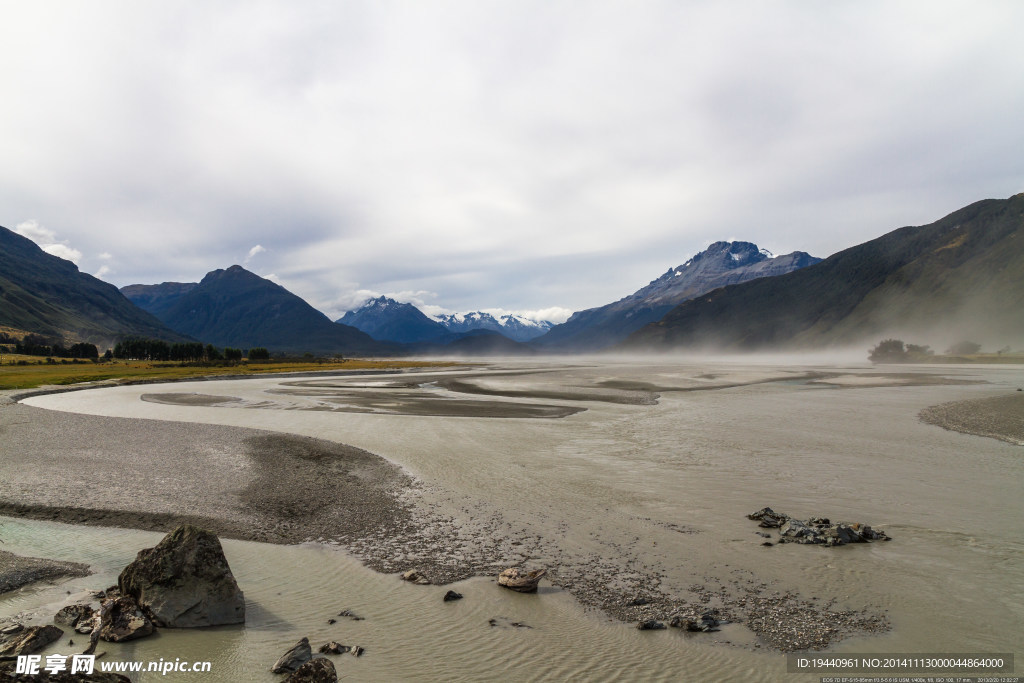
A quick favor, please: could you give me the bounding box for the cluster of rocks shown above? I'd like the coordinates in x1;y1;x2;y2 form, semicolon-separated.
0;525;243;682
747;507;891;546
637;611;722;632
270;636;362;682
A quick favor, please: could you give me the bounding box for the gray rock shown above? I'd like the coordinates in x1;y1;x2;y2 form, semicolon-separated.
636;620;666;630
443;590;463;602
54;604;94;630
285;657;337;683
318;641;350;655
0;624;64;656
98;596;154;642
118;525;245;628
400;569;430;585
271;637;312;674
0;660;131;681
670;612;721;632
497;567;546;593
776;517;891;546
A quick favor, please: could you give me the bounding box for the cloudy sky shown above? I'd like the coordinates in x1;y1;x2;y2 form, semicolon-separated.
2;1;1022;322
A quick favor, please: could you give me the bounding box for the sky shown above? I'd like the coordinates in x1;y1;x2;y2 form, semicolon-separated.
2;1;1022;323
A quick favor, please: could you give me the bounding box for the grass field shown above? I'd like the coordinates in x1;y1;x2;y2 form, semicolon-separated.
0;355;456;391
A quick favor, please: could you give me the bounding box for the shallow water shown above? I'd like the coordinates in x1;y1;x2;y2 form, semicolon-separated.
8;359;1024;681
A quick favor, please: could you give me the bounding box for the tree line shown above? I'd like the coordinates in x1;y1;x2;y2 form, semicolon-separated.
111;337;269;362
7;333;99;359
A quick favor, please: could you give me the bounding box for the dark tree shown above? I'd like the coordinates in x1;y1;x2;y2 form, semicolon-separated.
868;339;908;363
946;341;982;355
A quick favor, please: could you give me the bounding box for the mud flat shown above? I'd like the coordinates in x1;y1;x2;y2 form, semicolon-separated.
919;392;1024;445
2;360;1023;680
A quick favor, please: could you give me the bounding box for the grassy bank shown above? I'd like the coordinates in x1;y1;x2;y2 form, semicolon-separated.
0;355;455;391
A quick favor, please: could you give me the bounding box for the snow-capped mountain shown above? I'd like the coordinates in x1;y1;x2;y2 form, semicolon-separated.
336;296;449;344
433;311;553;342
534;241;821;351
337;298;555;344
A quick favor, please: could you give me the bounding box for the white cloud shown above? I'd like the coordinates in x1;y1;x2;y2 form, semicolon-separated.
14;219;56;244
15;219;83;265
1;3;1022;317
94;265;112;279
244;244;266;262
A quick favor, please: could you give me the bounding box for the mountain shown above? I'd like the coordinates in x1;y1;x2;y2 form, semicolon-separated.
533;241;820;351
120;282;197;319
0;224;188;346
622;194;1024;351
124;265;387;355
335;296;449;344
434;311;553;342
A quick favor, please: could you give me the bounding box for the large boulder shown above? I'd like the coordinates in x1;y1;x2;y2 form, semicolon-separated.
285;658;338;683
118;525;245;628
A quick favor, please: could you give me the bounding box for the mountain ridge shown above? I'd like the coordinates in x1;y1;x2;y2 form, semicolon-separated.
622;195;1024;351
124;265;389;355
0;225;189;346
533;241;821;351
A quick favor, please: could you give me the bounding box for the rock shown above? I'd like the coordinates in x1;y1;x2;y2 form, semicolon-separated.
400;569;430;585
776;517;891;546
318;641;350;655
670;612;721;632
285;657;337;683
350;645;364;657
497;567;546;593
627;597;649;606
747;507;787;522
761;542;773;547
0;624;63;656
118;524;245;627
755;532;771;538
55;604;95;630
442;590;463;602
0;660;131;682
636;620;666;630
335;609;363;620
271;637;312;674
98;596;155;642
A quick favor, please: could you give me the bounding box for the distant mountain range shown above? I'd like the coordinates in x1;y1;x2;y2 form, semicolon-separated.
337;297;553;344
623;194;1024;351
0;224;187;345
123;266;386;355
434;311;553;341
8;194;1019;358
532;241;821;351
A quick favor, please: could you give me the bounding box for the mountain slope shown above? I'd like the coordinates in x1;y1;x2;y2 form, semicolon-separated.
121;282;198;319
623;195;1024;351
336;296;449;343
534;241;820;351
0;225;188;345
134;265;387;354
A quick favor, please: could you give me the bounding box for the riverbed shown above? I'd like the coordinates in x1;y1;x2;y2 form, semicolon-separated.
2;358;1021;681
